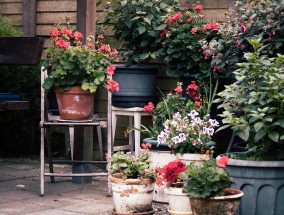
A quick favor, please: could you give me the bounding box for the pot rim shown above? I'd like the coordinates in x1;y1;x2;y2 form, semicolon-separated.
210;188;244;200
109;175;154;185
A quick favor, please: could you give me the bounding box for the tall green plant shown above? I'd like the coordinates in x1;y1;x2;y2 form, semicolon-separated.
216;38;284;160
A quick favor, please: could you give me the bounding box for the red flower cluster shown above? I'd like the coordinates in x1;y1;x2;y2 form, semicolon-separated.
165;12;182;24
50;27;83;49
186;81;202;106
194;4;203;12
216;156;229;168
161;160;186;183
174;83;183;93
202;22;219;31
106;79;119;92
143;102;155;112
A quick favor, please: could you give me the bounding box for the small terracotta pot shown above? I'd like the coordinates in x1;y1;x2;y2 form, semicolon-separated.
55;86;94;120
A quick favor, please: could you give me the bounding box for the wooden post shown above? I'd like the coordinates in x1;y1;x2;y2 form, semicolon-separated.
76;0;97;44
23;0;37;36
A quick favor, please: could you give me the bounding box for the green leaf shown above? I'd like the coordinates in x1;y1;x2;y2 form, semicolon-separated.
254;130;266;142
138;26;146;35
269;131;279;142
238;127;250;141
143;17;151;25
254;122;264;132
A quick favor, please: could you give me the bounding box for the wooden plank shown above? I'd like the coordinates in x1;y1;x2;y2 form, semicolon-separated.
0;37;44;65
36;12;77;24
1;15;23;26
0;2;22;14
23;0;37;36
37;0;76;12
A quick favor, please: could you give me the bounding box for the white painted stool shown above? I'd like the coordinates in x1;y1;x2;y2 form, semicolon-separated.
111;106;150;156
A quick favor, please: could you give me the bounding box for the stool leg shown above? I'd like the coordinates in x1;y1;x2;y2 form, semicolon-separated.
112;111;117;144
129;116;134;153
69;127;74;160
134;112;141;157
46;128;55;183
96;125;103;161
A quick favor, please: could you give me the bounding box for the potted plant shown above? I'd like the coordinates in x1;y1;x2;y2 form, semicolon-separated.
158;160;192;215
141;80;218;202
159;1;220;81
183;156;244;215
41;19;119;120
108;145;156;214
102;0;172;108
215;38;284;214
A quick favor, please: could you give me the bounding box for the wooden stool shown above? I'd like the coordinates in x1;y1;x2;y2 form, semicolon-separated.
111;106;150;156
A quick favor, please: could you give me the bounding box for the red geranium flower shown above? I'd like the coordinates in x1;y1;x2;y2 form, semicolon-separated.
216;156;229;168
143;102;155;112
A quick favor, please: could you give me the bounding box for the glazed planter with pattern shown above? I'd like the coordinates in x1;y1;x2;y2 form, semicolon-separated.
190;188;244;215
227;159;284;215
109;175;155;214
55;86;94;120
165;186;192;215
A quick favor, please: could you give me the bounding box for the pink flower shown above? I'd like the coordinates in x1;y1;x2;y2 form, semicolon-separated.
194;4;203;12
174;85;183;93
106;65;116;75
98;34;104;39
241;25;247;33
98;44;111;53
191;27;198;34
213;65;219;72
166;12;182;24
87;43;94;48
106;79;119;92
186;18;192;23
56;39;70;48
141;142;152;149
60;27;73;37
160;30;168;38
50;28;60;36
105;154;109;161
216;156;229;168
203;22;219;31
143;102;155;112
73;31;83;40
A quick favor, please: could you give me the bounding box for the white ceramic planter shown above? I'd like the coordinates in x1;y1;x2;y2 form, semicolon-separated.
109;175;155;214
150;150;177;203
165;187;192;215
175;153;211;165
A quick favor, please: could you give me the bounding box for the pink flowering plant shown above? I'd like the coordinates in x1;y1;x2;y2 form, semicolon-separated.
42;19;119;93
159;1;220;79
141;78;219;155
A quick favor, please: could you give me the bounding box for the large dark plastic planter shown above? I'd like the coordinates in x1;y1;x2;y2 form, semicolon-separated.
112;64;159;108
227;159;284;215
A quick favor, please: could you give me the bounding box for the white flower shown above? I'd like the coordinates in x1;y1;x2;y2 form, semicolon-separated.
209;119;219;127
188;110;199;119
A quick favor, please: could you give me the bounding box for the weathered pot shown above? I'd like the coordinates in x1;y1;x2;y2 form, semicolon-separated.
109;175;155;214
190;188;244;215
175;153;211;165
144;138;176;203
165;186;192;215
55;86;94;120
227;158;284;215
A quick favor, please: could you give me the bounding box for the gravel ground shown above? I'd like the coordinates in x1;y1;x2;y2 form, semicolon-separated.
153;202;169;214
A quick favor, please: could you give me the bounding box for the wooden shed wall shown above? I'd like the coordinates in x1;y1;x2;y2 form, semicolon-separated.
0;0;232;158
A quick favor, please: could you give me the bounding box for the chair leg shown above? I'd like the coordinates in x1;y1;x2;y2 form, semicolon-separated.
40;127;45;196
45;127;55;183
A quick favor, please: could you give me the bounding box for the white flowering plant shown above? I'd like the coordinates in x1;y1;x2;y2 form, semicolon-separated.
158;110;219;154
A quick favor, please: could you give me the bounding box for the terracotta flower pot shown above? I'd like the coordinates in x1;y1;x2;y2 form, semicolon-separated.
55;86;94;120
189;188;244;215
109;175;155;214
